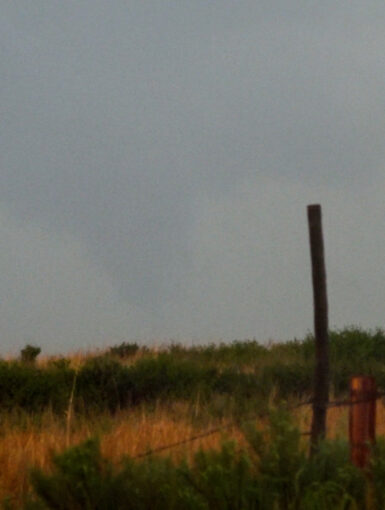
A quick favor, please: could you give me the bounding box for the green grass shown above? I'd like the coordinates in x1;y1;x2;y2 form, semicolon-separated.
1;327;385;415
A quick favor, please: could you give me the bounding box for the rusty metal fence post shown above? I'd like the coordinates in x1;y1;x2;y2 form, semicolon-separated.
350;376;377;469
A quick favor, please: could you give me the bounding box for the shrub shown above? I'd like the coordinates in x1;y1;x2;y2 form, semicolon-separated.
0;361;74;413
27;439;134;510
329;327;385;364
126;355;216;404
2;327;385;416
260;361;313;399
15;413;369;510
76;356;132;413
109;342;139;359
19;440;199;510
20;345;41;365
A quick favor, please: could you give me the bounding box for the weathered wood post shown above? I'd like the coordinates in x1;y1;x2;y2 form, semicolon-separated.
307;204;330;455
350;376;376;469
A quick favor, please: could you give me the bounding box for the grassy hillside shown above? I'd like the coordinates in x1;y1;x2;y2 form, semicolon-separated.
1;327;385;508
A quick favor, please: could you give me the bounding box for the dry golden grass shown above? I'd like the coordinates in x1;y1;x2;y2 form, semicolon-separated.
37;349;108;370
0;402;242;504
2;398;385;505
294;397;385;440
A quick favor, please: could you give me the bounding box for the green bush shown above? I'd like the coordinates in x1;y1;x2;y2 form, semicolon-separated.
2;327;385;415
167;340;268;366
126;355;216;404
29;439;128;510
18;439;199;510
109;342;140;359
76;356;132;413
11;413;370;510
180;441;256;509
329;327;385;364
260;361;313;399
0;361;74;413
20;345;41;365
328;327;385;394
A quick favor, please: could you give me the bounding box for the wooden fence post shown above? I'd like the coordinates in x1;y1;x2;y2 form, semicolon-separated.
307;204;330;455
350;376;377;469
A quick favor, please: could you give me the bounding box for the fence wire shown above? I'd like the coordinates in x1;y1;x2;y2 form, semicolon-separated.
133;390;385;460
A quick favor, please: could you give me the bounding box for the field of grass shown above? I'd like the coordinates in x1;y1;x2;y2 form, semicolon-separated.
2;327;385;508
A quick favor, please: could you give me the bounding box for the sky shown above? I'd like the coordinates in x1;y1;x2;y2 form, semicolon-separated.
1;1;385;354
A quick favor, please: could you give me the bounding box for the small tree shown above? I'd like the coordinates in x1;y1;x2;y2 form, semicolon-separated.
20;344;41;365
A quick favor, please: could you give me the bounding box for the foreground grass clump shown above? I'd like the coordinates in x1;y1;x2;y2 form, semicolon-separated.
5;411;382;510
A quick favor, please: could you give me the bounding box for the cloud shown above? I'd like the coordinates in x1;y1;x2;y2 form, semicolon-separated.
0;2;385;349
0;205;154;354
149;173;385;342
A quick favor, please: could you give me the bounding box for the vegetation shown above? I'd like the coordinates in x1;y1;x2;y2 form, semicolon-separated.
1;326;385;507
108;342;142;358
1;327;385;415
20;345;41;365
6;411;385;509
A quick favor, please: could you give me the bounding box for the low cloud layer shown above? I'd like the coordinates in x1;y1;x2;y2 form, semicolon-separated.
1;2;385;352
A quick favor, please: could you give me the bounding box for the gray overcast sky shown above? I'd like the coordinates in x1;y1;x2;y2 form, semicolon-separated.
1;1;385;353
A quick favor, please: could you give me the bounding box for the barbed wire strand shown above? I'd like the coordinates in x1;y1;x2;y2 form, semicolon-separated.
133;391;385;460
327;390;385;409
